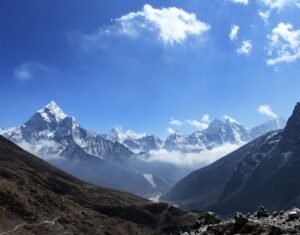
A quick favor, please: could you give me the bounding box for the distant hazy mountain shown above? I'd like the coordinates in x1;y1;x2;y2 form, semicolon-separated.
102;117;286;156
163;117;285;154
162;103;300;216
104;127;163;154
249;117;286;139
0;101;171;198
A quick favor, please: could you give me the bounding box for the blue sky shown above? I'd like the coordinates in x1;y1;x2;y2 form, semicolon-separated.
1;0;300;137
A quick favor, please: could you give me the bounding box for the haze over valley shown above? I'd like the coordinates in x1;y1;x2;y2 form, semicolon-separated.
1;0;300;234
0;101;285;200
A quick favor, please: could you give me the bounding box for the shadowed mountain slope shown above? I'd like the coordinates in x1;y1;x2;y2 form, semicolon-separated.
0;136;198;234
0;101;171;198
162;103;300;217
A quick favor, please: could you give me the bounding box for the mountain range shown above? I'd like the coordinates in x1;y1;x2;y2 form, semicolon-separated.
103;127;163;154
0;135;199;234
105;116;286;154
0;102;171;198
0;101;286;199
162;102;300;216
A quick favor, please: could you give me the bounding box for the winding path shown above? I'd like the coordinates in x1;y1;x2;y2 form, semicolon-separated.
0;217;59;235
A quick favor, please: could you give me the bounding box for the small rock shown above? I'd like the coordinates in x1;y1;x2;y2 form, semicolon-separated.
180;232;189;235
256;205;269;218
279;210;284;215
288;211;299;221
192;220;202;230
234;212;248;225
272;212;279;217
198;212;221;225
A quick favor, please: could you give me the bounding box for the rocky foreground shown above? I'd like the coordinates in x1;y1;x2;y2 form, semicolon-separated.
180;206;300;235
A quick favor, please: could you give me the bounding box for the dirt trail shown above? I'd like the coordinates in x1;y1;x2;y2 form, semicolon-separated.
0;217;59;235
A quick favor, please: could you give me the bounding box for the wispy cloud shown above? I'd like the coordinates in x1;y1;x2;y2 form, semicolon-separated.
266;22;300;65
186;119;209;130
169;115;211;131
229;24;240;41
259;11;270;24
228;0;249;5
14;62;50;81
201;114;211;123
258;0;300;23
258;105;278;119
169;118;183;127
237;40;252;55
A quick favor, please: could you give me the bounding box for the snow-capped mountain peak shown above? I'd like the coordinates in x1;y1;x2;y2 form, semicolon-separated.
37;101;67;123
249;117;286;140
126;129;147;140
1;102;134;163
103;127;162;154
223;115;241;125
106;127;147;142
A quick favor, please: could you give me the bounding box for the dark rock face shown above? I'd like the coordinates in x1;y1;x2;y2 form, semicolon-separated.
198;212;221;226
256;205;269;218
234;212;248;226
162;103;300;216
0;136;199;234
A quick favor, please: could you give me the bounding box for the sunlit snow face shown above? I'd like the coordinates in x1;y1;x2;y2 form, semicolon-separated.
37;101;67;123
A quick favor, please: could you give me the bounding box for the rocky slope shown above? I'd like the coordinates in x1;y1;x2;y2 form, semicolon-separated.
162;103;300;217
180;206;300;235
0;136;199;234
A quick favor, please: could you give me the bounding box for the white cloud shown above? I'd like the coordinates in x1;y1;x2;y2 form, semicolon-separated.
266;23;300;65
258;0;300;23
145;143;242;167
14;62;49;81
187;119;209;130
229;24;240;41
169;118;183;127
258;10;270;24
228;0;249;5
115;4;211;45
167;127;176;135
201;114;211;123
258;105;278;119
78;4;210;51
237;40;252;55
169;115;211;131
259;0;300;10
